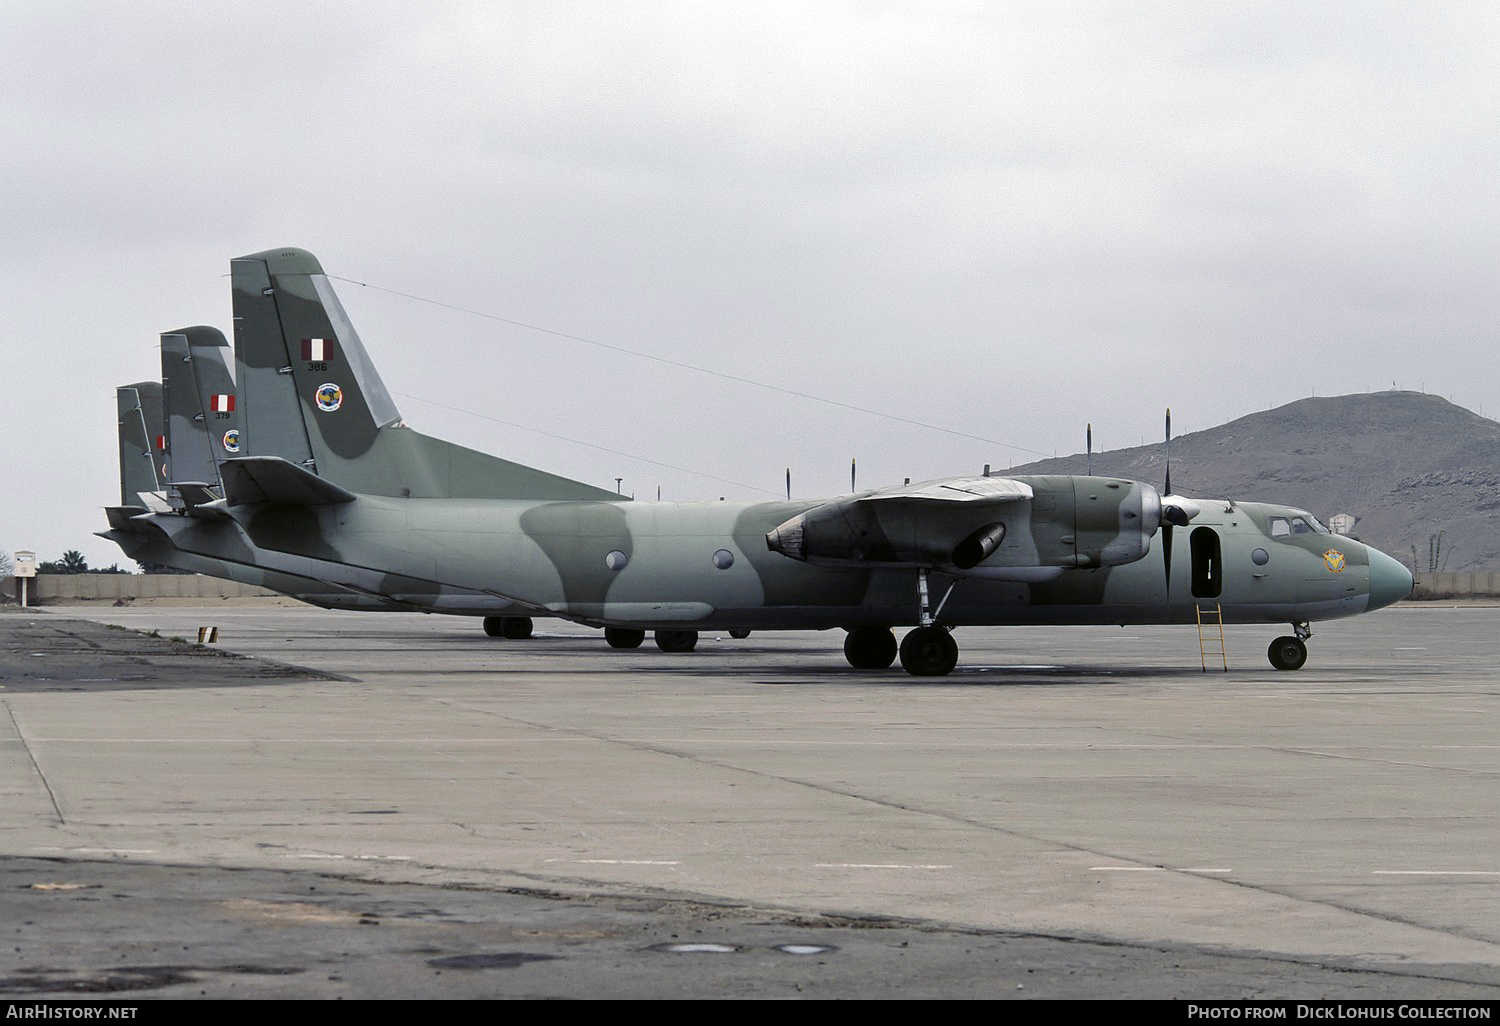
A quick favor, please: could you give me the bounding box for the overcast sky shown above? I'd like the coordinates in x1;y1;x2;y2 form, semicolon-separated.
3;1;1496;569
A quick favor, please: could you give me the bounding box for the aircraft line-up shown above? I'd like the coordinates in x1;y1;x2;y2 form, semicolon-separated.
104;247;1413;675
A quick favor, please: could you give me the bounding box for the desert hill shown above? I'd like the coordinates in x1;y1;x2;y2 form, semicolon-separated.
1006;392;1500;572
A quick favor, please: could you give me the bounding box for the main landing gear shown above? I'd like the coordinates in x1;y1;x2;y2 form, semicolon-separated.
843;569;962;677
843;624;959;676
482;616;533;639
899;626;959;676
607;628;737;651
604;627;645;649
1267;621;1311;671
655;629;698;653
844;627;898;669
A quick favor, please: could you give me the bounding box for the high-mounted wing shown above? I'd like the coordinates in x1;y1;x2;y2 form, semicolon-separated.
766;474;1163;573
766;476;1034;570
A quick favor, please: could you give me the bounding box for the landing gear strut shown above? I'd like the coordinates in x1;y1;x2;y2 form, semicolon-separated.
897;569;960;677
1267;622;1311;671
483;616;533;639
844;627;898;669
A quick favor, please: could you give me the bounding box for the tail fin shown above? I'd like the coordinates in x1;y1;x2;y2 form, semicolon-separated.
116;382;163;506
160;328;222;497
182;326;242;475
230;246;618;501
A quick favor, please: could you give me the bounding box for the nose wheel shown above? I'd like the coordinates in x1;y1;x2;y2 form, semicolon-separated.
1267;622;1311;671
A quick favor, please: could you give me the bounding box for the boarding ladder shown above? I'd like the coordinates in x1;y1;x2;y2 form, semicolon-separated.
1195;602;1227;673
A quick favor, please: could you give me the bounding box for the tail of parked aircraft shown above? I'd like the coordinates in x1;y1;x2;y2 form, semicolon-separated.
165;325;241;479
161;328;219;499
116;382;164;508
229;247;618;502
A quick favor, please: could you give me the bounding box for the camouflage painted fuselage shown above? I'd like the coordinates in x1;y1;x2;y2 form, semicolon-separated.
106;245;1412;634
150;485;1406;630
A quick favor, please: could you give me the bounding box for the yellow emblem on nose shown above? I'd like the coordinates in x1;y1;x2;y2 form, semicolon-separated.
1323;549;1346;573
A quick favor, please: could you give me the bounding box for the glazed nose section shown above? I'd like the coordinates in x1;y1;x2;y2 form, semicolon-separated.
1367;546;1414;610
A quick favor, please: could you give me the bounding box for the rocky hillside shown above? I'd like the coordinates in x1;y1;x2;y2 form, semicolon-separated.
1008;392;1500;572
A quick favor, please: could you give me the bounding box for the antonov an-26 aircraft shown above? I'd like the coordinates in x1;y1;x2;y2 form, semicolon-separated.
104;247;1413;675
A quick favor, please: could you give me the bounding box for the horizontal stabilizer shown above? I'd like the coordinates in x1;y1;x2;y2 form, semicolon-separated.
220;456;357;507
172;482;221;508
104;505;149;530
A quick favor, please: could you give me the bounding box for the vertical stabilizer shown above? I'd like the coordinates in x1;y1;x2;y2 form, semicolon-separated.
182;326;242;476
229;247;619;501
160;330;218;494
232;253;315;470
135;380;167;495
116;384;161;506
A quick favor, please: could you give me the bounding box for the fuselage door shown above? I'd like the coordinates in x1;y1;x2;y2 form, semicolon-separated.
1191;527;1222;599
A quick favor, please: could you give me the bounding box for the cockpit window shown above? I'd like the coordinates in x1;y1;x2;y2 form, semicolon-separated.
1270;513;1330;539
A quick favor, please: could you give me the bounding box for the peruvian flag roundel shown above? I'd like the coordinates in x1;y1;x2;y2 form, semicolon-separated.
210;394;236;413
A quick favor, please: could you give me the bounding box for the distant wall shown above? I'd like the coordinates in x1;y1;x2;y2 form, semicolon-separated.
4;573;280;603
1412;572;1500;600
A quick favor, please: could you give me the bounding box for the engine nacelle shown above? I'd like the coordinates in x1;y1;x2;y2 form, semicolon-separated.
765;476;1165;572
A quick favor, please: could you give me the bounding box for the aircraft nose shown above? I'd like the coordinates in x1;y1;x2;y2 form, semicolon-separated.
1367;546;1413;611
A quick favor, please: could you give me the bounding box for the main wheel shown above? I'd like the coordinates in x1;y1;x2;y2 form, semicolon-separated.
655;629;699;653
844;626;898;669
605;627;645;649
483;616;506;637
728;628;752;639
500;616;533;639
1267;635;1307;671
899;626;959;677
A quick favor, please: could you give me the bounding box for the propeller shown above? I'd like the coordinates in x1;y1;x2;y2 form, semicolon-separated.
851;457;857;493
1162;409;1173;597
786;468;791;501
1086;423;1093;477
1158;408;1202;599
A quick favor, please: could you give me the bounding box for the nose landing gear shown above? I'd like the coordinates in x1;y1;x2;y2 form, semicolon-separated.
1267;622;1311;671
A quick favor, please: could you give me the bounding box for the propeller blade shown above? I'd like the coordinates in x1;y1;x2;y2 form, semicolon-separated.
851;457;857;493
786;468;791;501
1163;524;1174;599
1164;408;1172;498
1087;423;1093;476
1163;409;1173;600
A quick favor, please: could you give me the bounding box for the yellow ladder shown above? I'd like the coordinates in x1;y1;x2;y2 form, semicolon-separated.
1196;602;1227;673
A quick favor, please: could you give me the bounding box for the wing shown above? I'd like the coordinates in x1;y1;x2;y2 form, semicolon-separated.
766;474;1161;573
766;476;1033;570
